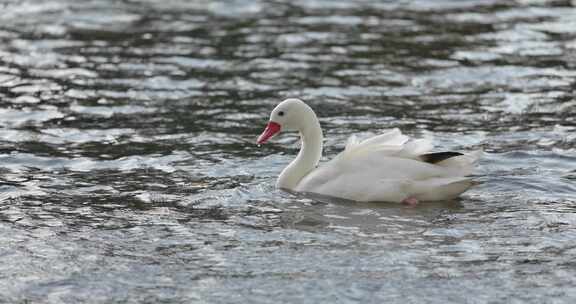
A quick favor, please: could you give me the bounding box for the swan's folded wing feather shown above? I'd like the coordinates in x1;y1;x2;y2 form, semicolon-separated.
342;129;436;163
343;128;412;158
401;138;434;157
344;134;360;152
356;128;409;148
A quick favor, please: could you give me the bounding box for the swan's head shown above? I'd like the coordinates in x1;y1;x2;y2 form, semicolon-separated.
257;98;314;144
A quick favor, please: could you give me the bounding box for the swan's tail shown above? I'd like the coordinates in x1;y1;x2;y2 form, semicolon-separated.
433;150;482;176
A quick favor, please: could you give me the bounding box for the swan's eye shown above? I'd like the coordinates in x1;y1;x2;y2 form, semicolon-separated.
278;111;285;117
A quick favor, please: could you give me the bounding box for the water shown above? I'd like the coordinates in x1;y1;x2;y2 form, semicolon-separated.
0;0;575;303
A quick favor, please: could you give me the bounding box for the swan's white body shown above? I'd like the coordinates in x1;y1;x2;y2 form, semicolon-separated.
258;99;479;203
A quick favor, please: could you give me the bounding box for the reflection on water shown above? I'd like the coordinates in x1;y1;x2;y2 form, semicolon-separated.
0;0;576;303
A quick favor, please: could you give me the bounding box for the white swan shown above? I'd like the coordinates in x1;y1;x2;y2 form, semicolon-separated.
257;98;480;205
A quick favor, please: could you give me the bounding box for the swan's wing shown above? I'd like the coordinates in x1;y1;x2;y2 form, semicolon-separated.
401;138;434;157
343;128;433;160
352;128;409;149
344;128;408;157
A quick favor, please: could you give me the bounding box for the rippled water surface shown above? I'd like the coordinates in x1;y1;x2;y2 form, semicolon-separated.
1;0;576;303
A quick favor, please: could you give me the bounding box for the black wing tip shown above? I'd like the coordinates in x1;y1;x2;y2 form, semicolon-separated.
419;152;464;164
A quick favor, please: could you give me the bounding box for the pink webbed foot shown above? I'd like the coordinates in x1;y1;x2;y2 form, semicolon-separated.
401;196;420;207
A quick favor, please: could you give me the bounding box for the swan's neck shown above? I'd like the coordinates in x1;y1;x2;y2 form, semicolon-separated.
276;118;323;190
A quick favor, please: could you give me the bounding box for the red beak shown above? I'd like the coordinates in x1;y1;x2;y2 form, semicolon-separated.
257;121;281;144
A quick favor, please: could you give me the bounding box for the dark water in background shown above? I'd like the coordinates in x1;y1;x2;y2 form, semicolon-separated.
0;0;576;303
